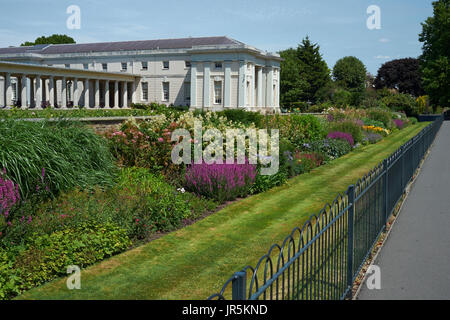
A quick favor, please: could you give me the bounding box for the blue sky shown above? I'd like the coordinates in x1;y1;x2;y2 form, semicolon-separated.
0;0;434;74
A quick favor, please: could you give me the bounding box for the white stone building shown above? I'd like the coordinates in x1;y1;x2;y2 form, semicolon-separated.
0;36;281;112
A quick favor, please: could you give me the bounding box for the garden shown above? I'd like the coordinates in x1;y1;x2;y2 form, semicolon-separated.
0;102;417;299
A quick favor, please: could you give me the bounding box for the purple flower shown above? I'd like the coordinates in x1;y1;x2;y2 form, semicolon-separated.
327;131;354;146
394;119;404;129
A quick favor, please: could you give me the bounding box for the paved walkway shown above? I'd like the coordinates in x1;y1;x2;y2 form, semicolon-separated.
358;121;450;300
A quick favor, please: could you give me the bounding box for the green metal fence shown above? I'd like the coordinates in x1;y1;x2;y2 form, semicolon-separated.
208;116;444;300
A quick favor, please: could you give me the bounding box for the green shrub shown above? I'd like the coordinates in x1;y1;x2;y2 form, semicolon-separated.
362;117;386;128
366;108;394;129
304;139;352;161
381;94;418;117
266;114;327;149
408;117;418;125
0;249;21;300
216;109;265;127
13;222;130;291
0;120;117;201
328;120;363;143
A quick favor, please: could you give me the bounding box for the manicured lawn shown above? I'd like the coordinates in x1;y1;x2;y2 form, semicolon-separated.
17;123;429;300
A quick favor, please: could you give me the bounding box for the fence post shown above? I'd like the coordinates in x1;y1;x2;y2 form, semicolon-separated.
346;185;355;299
232;271;247;300
383;159;389;226
401;145;405;191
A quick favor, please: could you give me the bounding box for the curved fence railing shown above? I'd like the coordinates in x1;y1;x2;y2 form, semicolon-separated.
208;116;444;300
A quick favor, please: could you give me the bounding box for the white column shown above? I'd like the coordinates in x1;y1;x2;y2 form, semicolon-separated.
84;79;90;108
21;75;27;109
224;62;231;108
122;82;128;108
257;67;263;107
203;63;210;108
267;67;274;107
49;76;54;107
60;77;66;108
73;78;79;107
131;80;136;104
105;80;110;108
94;79;100;107
238;61;247;108
275;68;280;108
114;81;119;108
35;75;42;109
251;64;255;108
5;73;12;107
190;62;197;109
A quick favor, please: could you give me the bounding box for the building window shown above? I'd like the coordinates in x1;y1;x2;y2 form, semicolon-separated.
121;62;127;71
162;82;169;101
142;82;148;101
214;81;222;104
185;61;191;68
102;63;108;71
163;61;169;70
184;82;191;102
141;61;148;70
215;62;223;69
65;64;70;68
83;63;88;70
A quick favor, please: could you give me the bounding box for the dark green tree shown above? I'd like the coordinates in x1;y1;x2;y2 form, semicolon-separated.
374;58;423;96
279;37;330;106
418;0;450;108
21;34;76;46
332;56;367;105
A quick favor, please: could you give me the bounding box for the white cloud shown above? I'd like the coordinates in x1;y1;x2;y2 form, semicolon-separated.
379;38;390;43
375;55;391;59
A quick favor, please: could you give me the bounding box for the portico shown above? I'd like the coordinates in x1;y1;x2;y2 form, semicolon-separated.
0;61;139;109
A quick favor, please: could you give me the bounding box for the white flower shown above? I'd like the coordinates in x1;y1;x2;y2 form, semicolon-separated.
177;187;186;194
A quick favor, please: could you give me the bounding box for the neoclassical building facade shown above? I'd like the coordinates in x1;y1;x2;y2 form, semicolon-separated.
0;36;281;113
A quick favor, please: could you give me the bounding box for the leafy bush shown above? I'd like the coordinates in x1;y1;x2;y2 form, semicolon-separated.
381;94;418;117
216;109;265;127
408;117;418;125
304;139;352;161
185;161;256;203
328;120;363;143
265;114;327;149
366;108;394;129
362;132;383;145
327;131;354;146
0;120;117;200
13;222;130;292
362;117;386;129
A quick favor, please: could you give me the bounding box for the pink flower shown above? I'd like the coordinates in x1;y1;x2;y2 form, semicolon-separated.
158;138;164;143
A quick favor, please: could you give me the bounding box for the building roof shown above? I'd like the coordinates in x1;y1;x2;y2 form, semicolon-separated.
0;36;246;55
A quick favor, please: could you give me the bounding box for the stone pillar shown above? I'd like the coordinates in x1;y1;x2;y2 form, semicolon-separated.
114;81;119;108
190;62;197;109
95;79;100;107
250;64;255;108
35;75;42;109
21;75;27;109
224;61;231;108
131;80;136;105
49;76;55;107
73;78;79;107
84;79;90;108
5;73;12;107
238;61;247;108
61;77;67;109
122;82;128;108
267;67;274;108
105;80;110;108
257;67;263;107
203;62;210;108
275;69;280;108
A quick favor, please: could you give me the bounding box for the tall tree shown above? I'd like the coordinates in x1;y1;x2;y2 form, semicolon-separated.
279;36;330;106
332;56;367;105
375;58;423;96
418;0;450;108
21;34;76;46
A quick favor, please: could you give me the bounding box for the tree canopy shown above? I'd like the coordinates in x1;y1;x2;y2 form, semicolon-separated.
332;56;367;105
418;0;450;108
279;37;330;106
21;34;76;47
374;58;423;97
